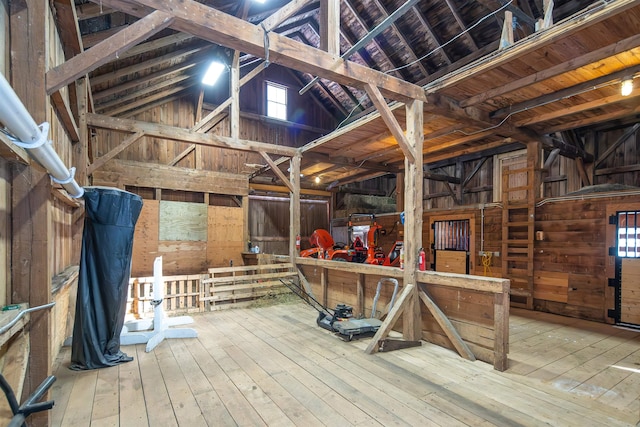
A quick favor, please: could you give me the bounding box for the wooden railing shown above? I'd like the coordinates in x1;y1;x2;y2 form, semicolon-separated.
295;256;510;371
128;263;298;315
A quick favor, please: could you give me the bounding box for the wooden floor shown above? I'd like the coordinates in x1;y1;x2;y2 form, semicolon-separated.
50;303;640;426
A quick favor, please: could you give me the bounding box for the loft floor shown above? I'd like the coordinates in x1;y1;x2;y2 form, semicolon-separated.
51;303;640;426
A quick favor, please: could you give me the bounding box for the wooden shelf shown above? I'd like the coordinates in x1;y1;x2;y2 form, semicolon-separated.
0;303;29;348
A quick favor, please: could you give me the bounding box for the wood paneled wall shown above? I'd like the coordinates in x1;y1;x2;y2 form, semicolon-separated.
131;199;245;276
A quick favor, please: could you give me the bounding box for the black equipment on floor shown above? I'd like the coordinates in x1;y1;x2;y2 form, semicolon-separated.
280;277;399;341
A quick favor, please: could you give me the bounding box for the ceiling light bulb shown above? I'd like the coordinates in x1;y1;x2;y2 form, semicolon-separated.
202;61;225;86
314;176;321;184
621;77;633;96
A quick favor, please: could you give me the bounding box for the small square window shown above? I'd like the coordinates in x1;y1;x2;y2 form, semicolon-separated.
266;82;287;120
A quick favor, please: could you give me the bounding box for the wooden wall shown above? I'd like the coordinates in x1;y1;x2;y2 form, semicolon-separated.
249;195;330;254
206;63;337;132
131;199;245;276
341;190;640;325
592;126;639;186
298;259;509;370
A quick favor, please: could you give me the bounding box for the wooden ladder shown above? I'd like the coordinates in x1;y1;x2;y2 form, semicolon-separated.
501;167;535;309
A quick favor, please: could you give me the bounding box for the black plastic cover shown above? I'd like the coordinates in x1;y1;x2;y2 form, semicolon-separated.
70;187;143;370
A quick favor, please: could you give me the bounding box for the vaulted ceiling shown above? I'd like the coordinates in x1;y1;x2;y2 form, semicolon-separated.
57;0;640;190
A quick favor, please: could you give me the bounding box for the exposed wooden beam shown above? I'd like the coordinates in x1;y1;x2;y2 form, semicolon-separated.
97;72;194;113
0;131;30;165
107;81;198;117
50;90;80;142
90;44;210;87
52;0;84;58
319;0;340;55
364;83;416;164
169;144;196;166
112;32;193;61
76;2;114;20
462;157;488;187
516;92;640;127
492;65;640;119
260;0;318;32
93;159;248;196
260;151;294;192
86;113;298;157
425;0;639;92
92;0;427;103
545;104;640;134
595;123;640;168
250;183;332;197
424;171;461;184
47;11;175;95
443;0;478;50
88;131;145;174
192;61;266;132
365;283;415;354
542;148;561;171
81;24;129;49
402;99;423;342
93;59;202;102
461;34;640;107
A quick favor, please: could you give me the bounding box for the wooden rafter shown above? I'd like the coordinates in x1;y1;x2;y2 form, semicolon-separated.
260;152;294;192
443;0;478;50
492;64;640;119
97;72;194;113
364;83;415;163
107;81;198;117
364;283;415;354
461;33;640;107
93;59;203;102
369;0;430;78
92;0;426;103
47;11;175;95
86;113;298;157
90;44;210;87
88;131;145;174
50;91;80;142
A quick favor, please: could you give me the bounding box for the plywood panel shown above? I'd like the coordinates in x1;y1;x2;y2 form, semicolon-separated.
160;200;207;241
207;206;244;268
132;200;159;277
435;250;467;274
621;258;640;325
158;241;208;275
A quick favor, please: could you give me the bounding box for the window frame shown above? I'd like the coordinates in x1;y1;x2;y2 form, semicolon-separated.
265;81;288;121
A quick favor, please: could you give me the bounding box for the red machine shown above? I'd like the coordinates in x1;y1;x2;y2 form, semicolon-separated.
301;214;403;268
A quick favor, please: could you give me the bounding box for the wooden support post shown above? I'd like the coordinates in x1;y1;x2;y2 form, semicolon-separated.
536;0;554;31
493;288;510;371
356;273;365;317
320;0;340;55
418;285;476;361
321;267;328;306
402;99;423;342
10;1;52;424
230;51;240;140
500;11;514;49
289;153;301;260
195;88;204;123
396;172;404;213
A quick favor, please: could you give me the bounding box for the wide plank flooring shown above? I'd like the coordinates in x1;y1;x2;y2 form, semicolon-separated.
51;304;640;426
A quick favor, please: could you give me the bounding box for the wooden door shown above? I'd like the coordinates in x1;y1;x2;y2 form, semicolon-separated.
621;258;640;325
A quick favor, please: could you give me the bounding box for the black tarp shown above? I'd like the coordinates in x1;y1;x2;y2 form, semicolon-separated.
70;187;143;370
